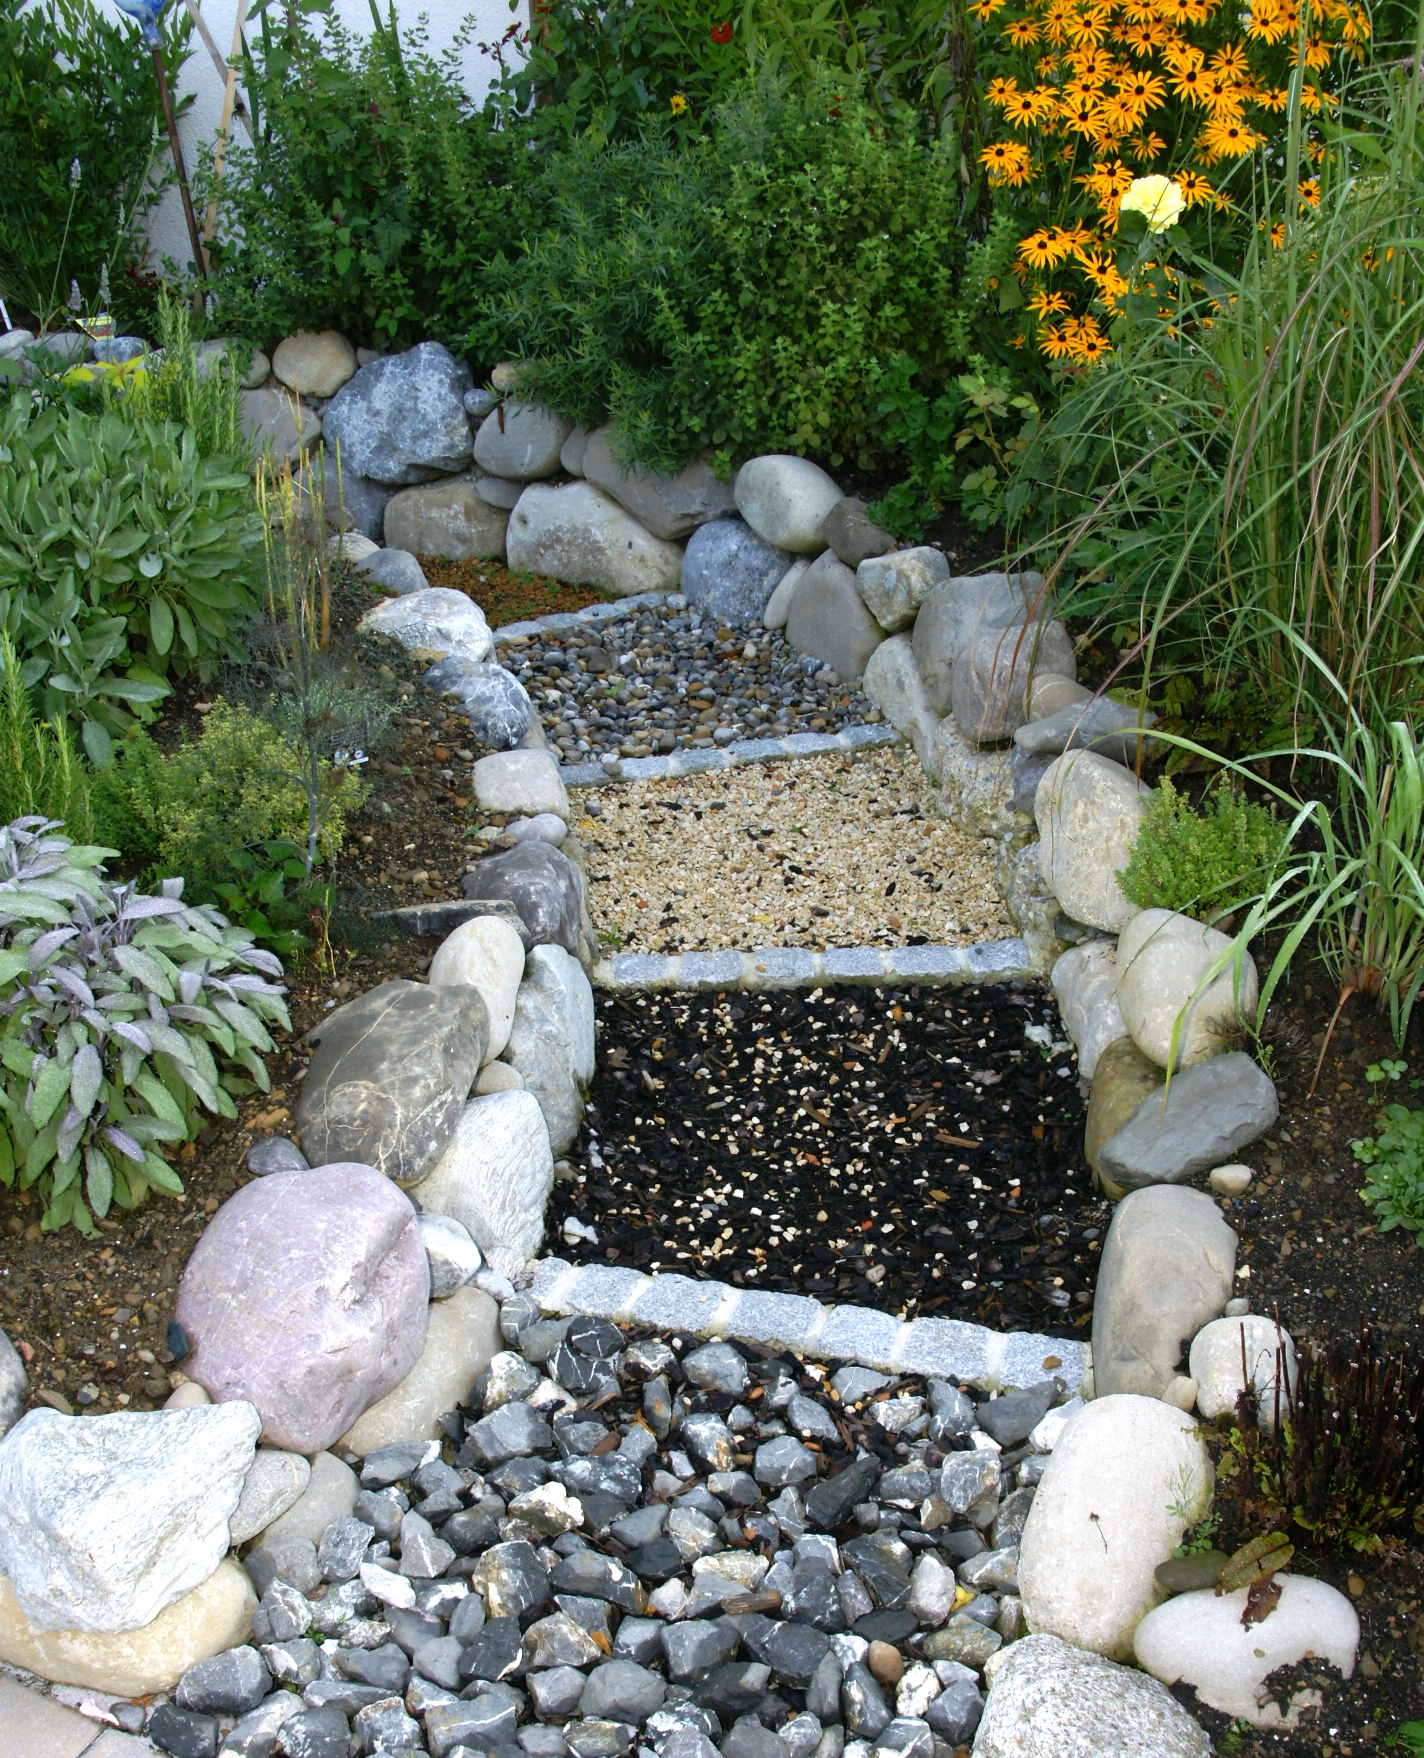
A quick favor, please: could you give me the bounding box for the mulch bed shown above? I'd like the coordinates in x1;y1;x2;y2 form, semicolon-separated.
546;982;1104;1335
418;557;612;625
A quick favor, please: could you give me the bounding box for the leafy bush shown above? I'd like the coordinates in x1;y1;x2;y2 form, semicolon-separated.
1354;1104;1424;1244
0;392;261;760
204;6;541;352
134;293;245;461
91;701;365;894
0;634;92;838
485;74;975;474
0;0;190;331
0;817;289;1236
1118;777;1286;919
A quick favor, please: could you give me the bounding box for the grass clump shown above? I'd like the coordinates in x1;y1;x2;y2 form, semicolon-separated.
1119;778;1286;921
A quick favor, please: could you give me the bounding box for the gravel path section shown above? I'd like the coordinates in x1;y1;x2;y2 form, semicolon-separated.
579;747;1010;957
498;596;882;764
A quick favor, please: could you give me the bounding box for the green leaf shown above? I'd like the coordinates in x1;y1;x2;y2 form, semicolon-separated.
28;1056;71;1129
149;596;175;655
85;1145;113;1218
82;719;114;766
142;1150;185;1196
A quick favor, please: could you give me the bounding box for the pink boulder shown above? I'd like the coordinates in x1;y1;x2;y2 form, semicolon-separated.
176;1163;430;1454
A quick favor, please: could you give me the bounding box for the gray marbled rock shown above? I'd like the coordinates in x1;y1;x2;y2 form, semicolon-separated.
951;615;1076;745
680;519;791;627
0;1325;27;1439
297;980;487;1186
323;343;474;487
785;550;887;682
584;428;737;541
463;843;583;955
474;403;575;482
910;573;1042;718
501;946;596;1158
1014;695;1159;766
423;656;532;749
855;547;949;633
1092;1185;1236;1399
357;548;429;597
175;1163;429;1454
1097;1053;1278;1190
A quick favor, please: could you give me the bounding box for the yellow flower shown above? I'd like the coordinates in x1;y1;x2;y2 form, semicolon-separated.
1003;88;1048;126
1298;177;1321;206
981;139;1035;185
1039;322;1076;359
1126;130;1168;160
1028;288;1072;316
1200;115;1262;156
1019;227;1075;268
1066;316;1112;361
986;76;1022;108
670;94;688;114
1119;171;1186;230
970;0;1007;18
1209;42;1250;78
1174;168;1215;205
1003;16;1042;46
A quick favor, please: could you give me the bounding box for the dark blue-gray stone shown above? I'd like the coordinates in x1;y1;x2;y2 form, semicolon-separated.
463;842;582;953
681;519;791;627
423;656;532;749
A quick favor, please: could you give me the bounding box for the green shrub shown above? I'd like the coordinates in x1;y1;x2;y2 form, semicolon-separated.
134;293;246;461
0;392;261;760
0;0;189;331
483;74;973;475
1355;1103;1424;1245
1118;778;1286;920
203;6;541;352
93;701;364;894
0;633;92;838
0;816;289;1235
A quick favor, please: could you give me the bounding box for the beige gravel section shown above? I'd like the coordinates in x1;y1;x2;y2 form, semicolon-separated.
579;745;1011;954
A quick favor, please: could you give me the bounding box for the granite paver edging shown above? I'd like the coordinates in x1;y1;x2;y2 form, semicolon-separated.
559;724;900;789
530;1256;1091;1398
593;937;1035;993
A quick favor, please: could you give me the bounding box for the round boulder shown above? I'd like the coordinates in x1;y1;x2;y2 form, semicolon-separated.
272;330;357;399
429;915;526;1062
733;456;842;553
681;518;791;626
1035;750;1150;933
175;1163;431;1454
1115;908;1259;1068
1188;1314;1297;1428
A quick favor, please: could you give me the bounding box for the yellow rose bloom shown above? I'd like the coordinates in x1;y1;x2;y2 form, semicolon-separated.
1118;171;1186;230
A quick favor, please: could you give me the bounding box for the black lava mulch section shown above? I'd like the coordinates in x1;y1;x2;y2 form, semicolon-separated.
549;983;1106;1335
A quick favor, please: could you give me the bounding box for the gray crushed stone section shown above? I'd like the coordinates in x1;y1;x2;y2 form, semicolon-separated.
529;1258;1089;1396
594;939;1034;993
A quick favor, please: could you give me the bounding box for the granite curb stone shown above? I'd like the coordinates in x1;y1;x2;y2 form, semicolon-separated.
592;940;1034;994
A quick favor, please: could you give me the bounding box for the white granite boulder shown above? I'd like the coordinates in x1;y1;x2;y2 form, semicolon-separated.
926;718;1017;841
418;1211;485;1297
910;572;1041;718
502;944;596;1157
507;482;683;597
855;546;949;633
1051;940;1128;1081
862;635;938;765
584;427;737;540
1017;1394;1213;1660
322;342;473;487
240;385;321;465
1135;1575;1358;1729
272;330;357;399
229;1448;311;1545
473;402;575;481
383;476;509;561
1091;1185;1237;1398
175;1162;430;1454
360;587;492;665
1189;1314;1297;1427
1116;908;1259;1068
0;1403;260;1633
1036;750;1150;932
974;1633;1210;1758
951;613;1075;745
412;1091;555;1277
0;1326;26;1439
429;914;526;1062
733;456;842;553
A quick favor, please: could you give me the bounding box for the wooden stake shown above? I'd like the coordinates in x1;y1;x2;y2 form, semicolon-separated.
202;0;253;245
152;42;209;298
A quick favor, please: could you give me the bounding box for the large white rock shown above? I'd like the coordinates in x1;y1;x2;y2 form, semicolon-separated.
863;635;938;766
0;1326;26;1439
927;717;1017;840
911;572;1041;718
229;1448;311;1545
733;456;842;553
1135;1576;1359;1728
1189;1314;1297;1427
1092;1185;1237;1398
1116;909;1260;1069
1051;941;1128;1081
473;402;574;481
584;426;737;540
763;560;810;630
472;749;570;822
507;482;683;597
340;1286;502;1455
429;915;526;1063
855;547;949;632
272;330;357;399
501;945;596;1158
413;1091;555;1277
418;1211;485;1297
1036;751;1150;933
360;587;492;666
240;385;321;466
0;1404;261;1634
1017;1394;1212;1660
974;1633;1210;1758
0;1559;256;1697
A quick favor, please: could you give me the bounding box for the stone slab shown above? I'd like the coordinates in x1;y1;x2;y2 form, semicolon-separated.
559;726;899;789
529;1262;1088;1396
2;1674;109;1758
593;941;1034;994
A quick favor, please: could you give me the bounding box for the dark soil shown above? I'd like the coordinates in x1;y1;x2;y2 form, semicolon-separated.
416;557;612;626
546;982;1104;1335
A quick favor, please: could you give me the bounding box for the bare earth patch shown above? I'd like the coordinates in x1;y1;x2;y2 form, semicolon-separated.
580;745;1011;954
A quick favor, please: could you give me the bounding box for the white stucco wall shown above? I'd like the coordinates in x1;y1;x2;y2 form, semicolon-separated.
125;0;525;272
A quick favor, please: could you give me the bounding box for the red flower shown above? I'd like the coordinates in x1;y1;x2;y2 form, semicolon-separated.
710;20;733;42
